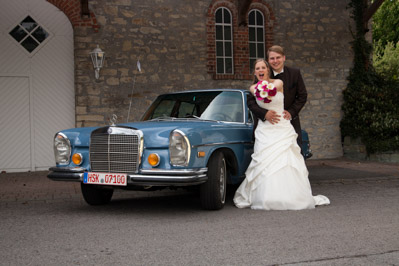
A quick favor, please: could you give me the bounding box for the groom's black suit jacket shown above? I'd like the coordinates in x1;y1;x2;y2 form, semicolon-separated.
247;65;307;146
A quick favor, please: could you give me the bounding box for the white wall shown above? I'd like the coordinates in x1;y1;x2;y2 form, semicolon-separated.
0;0;75;172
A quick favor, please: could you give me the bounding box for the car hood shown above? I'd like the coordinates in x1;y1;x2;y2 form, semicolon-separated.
61;119;246;148
121;120;244;148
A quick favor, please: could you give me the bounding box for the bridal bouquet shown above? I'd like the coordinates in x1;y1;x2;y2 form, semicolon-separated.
254;80;277;103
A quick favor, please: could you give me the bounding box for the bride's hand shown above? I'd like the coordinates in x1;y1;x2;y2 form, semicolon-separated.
249;85;256;95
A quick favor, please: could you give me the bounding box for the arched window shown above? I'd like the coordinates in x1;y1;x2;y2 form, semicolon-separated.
207;1;274;80
248;9;265;73
215;7;233;74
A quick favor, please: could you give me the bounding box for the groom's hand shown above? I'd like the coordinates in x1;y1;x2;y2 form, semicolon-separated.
266;110;280;124
283;110;292;120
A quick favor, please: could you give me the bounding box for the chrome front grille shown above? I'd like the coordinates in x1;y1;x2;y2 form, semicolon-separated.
89;128;141;173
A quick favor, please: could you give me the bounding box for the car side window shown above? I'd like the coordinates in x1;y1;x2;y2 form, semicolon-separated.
200;91;244;122
245;92;254;124
248;110;254;124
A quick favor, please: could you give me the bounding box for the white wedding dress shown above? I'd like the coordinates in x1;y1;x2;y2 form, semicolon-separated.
234;91;330;210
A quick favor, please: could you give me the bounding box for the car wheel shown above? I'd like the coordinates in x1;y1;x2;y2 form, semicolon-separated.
81;183;113;205
200;151;227;210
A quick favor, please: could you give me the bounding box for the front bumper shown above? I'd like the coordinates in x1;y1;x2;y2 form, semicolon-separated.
48;167;208;186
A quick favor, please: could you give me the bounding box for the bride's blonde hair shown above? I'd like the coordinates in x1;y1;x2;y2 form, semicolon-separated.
252;58;270;84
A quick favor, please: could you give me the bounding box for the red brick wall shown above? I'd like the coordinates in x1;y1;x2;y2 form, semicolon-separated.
46;0;99;32
206;0;275;80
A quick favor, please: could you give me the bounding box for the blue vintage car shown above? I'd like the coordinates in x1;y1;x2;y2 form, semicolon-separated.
48;89;311;210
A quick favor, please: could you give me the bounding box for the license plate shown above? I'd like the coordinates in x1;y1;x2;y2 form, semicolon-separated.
84;172;127;186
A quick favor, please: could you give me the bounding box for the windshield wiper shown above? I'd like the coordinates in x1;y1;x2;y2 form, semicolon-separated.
148;116;176;121
184;114;201;119
148;115;219;122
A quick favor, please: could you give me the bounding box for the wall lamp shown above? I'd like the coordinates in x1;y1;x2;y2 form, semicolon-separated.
90;45;105;79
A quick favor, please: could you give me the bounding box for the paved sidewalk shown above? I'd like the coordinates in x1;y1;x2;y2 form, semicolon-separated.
1;157;398;206
0;170;82;205
307;157;399;183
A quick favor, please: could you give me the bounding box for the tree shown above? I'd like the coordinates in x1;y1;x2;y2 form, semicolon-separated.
372;0;399;79
373;41;399;79
372;0;399;46
340;0;399;154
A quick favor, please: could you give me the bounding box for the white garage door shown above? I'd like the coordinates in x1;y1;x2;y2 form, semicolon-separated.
0;0;75;172
0;77;31;171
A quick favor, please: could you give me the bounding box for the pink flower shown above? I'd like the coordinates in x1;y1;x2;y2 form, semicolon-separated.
254;81;277;103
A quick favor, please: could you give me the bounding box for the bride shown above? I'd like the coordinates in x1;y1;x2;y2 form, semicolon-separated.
234;59;330;210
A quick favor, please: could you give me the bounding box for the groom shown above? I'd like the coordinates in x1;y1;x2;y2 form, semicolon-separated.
247;45;308;147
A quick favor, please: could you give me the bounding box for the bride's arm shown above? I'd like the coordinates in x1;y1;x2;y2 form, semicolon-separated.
247;85;268;121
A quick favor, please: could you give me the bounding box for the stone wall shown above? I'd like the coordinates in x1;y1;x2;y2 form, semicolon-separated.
270;1;353;159
343;136;399;163
62;0;353;159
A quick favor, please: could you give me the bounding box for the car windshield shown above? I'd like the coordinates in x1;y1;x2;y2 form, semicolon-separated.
141;91;244;122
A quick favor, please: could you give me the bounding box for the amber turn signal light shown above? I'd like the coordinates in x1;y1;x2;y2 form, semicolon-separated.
148;153;160;167
72;153;83;165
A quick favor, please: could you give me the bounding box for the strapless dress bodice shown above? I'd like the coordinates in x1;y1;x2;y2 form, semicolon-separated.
256;91;284;114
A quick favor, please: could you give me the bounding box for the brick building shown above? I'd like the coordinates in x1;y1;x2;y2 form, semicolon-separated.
1;0;353;172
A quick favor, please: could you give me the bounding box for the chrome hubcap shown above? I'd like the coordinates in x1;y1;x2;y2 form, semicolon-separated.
219;158;226;203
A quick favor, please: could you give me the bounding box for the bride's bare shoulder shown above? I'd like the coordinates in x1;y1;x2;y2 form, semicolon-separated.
273;78;283;87
273;79;284;92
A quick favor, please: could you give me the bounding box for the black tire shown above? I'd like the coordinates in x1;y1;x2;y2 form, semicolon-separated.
81;183;113;206
200;151;227;210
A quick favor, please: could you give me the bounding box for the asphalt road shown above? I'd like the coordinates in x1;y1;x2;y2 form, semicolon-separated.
1;159;399;265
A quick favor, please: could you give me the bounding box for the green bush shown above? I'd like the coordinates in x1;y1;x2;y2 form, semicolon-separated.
342;76;399;153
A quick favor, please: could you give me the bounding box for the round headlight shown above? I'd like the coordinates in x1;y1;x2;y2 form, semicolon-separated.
54;133;71;165
169;130;190;166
